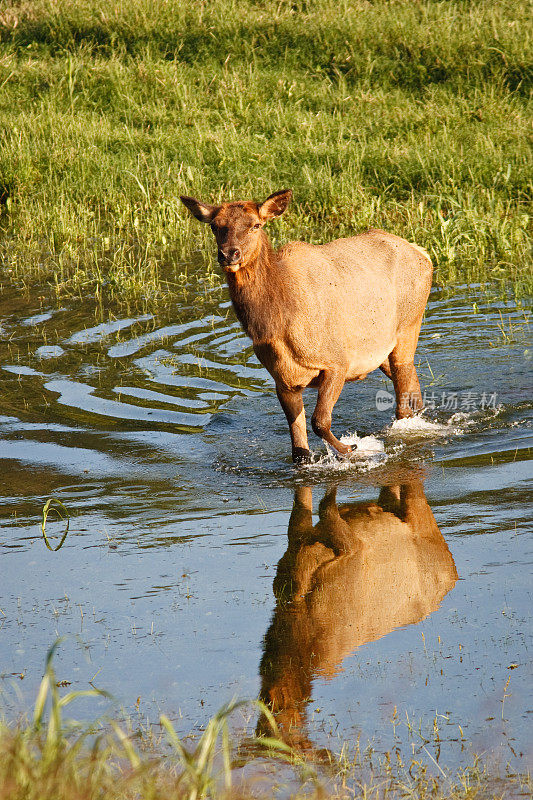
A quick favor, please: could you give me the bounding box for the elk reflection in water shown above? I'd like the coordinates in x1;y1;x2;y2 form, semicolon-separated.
259;481;458;753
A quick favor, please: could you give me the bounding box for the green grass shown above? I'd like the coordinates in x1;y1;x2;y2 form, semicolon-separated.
1;643;530;800
0;0;531;306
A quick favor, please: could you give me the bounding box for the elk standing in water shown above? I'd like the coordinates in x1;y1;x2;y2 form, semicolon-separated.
181;191;432;463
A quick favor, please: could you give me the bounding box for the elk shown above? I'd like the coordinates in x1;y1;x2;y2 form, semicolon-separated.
180;190;433;463
257;480;457;753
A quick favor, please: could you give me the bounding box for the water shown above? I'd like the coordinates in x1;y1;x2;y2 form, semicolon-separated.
0;277;531;774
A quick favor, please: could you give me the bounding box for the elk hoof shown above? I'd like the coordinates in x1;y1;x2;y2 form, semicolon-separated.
336;443;353;457
292;447;312;465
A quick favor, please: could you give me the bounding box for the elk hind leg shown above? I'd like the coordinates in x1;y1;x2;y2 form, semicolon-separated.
389;319;424;419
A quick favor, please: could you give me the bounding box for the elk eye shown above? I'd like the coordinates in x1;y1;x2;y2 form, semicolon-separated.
252;223;261;230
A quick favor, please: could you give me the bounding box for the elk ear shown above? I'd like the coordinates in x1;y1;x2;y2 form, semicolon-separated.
258;189;292;221
180;195;218;223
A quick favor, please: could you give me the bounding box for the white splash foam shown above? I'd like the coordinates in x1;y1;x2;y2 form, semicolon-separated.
450;404;503;423
448;411;477;428
302;431;390;473
339;431;385;453
386;404;504;438
300;403;505;472
387;415;453;436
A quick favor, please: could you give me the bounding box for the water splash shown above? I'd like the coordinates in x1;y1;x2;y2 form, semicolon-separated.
387;415;454;437
303;431;391;473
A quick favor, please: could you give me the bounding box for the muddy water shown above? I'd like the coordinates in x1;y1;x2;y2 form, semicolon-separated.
0;276;531;772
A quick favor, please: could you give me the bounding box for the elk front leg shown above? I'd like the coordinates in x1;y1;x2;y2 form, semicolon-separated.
311;370;351;456
273;487;314;601
316;486;355;554
276;386;311;464
288;486;313;542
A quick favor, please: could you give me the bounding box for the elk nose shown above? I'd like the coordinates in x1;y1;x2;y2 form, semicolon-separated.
218;247;241;265
228;248;241;263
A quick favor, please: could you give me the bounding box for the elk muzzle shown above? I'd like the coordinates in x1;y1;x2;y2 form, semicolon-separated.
218;247;242;271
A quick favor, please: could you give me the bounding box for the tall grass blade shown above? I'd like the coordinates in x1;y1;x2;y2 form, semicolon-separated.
41;498;70;551
110;721;141;769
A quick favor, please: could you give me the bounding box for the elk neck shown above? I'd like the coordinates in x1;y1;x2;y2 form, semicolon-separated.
225;232;282;340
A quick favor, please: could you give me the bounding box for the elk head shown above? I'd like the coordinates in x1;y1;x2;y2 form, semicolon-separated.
180;190;292;273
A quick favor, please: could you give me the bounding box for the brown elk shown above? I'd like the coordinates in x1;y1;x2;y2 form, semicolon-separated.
180;190;432;463
257;480;458;753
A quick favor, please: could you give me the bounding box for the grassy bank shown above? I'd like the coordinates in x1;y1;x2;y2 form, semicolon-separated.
1;646;530;800
3;721;529;800
0;0;531;305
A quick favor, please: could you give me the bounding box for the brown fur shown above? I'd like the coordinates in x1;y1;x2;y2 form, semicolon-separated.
180;190;433;462
257;481;457;753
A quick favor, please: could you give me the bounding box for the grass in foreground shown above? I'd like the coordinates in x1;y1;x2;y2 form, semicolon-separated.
0;0;531;306
1;644;530;800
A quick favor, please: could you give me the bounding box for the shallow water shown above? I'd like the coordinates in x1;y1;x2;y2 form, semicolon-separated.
0;277;531;773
